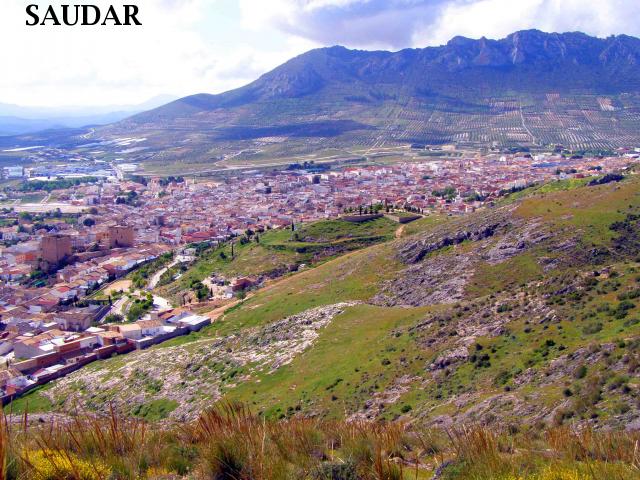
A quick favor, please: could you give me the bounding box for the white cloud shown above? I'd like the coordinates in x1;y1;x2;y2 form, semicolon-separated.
416;0;640;46
239;0;451;50
0;0;311;107
240;0;640;49
0;0;638;108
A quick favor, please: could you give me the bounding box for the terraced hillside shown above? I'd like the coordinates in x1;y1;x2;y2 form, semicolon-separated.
14;172;640;431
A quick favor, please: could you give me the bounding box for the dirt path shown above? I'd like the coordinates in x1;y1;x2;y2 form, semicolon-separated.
102;280;132;296
110;296;129;316
395;224;406;238
205;300;241;321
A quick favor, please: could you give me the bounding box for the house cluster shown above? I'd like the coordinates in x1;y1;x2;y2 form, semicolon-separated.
1;152;633;264
55;243;171;294
119;152;632;245
0;213;177;401
0;228;170;297
0;305;209;402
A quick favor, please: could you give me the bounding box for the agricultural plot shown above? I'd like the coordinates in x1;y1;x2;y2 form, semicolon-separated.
84;91;640;173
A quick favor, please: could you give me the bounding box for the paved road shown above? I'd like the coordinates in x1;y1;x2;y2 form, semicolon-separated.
106;290;173;320
109;296;129;317
147;259;180;289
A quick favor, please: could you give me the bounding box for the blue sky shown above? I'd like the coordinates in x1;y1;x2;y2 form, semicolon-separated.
1;0;639;108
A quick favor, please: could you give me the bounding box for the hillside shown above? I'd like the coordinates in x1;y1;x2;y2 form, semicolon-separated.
83;30;640;169
156;217;398;305
14;169;640;433
137;30;640;121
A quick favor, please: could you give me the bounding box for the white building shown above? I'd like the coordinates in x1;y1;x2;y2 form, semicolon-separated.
4;166;24;179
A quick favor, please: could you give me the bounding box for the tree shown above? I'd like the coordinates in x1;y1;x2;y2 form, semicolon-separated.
104;313;123;323
30;270;45;280
83;217;95;227
196;288;208;301
190;280;209;301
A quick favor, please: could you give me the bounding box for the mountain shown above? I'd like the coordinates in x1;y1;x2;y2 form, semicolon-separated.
0;95;177;136
6;31;640;167
138;30;640;121
87;30;640;168
19;171;640;431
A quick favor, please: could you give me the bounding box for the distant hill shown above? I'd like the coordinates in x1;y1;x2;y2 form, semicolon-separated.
91;30;640;165
0;95;177;136
137;30;640;122
7;31;640;165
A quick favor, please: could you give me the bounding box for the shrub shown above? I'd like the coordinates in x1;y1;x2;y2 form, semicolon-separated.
23;449;108;480
582;322;603;335
573;365;588;379
493;370;512;387
2;403;640;480
104;313;123;324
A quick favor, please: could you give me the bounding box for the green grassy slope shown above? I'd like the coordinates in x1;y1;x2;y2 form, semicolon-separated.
222;173;640;426
156;217;398;304
15;173;640;431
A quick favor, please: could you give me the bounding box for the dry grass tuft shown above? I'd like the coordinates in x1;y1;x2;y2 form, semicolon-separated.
0;403;635;479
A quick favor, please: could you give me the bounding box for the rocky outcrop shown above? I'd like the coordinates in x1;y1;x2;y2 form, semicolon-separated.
399;222;505;264
481;220;550;264
397;206;518;263
348;375;418;422
372;205;571;307
373;251;475;306
372;208;521;306
231;302;361;372
46;302;360;421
